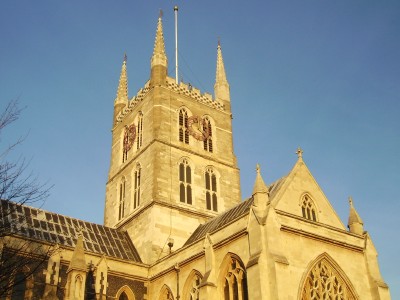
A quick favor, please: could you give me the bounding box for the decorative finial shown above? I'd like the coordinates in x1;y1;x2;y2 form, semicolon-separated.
174;5;178;11
159;9;163;18
256;163;260;174
349;196;353;206
124;53;127;63
218;36;221;47
296;147;303;158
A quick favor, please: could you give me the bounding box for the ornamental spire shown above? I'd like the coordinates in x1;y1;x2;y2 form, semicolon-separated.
214;41;230;105
67;232;86;272
252;164;269;207
115;54;128;104
348;197;364;235
151;11;168;69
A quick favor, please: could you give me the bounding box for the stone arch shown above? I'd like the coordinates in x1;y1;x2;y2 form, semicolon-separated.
218;252;248;300
182;269;203;300
298;252;359;300
158;284;174;300
115;285;136;300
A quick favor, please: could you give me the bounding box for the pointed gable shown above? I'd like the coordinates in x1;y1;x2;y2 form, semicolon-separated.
272;153;345;229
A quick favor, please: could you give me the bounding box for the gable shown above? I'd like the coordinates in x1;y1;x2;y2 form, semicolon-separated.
271;159;345;229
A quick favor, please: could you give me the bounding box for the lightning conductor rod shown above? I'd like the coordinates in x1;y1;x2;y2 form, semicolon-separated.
174;5;179;84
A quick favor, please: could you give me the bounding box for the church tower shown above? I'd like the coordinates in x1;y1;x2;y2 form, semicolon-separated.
104;14;241;264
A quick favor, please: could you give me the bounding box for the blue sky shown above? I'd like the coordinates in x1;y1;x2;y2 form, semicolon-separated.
1;0;399;296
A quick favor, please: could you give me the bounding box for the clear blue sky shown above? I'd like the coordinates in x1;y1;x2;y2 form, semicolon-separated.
1;0;399;296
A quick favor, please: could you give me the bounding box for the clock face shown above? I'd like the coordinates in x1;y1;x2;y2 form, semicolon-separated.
123;124;136;152
187;116;210;141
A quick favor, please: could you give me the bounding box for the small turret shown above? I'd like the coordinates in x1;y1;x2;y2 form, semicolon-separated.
113;54;129;124
150;11;168;86
214;41;231;110
252;164;269;209
348;197;364;235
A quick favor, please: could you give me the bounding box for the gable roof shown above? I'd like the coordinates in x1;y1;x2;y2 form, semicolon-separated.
0;200;142;263
184;177;285;247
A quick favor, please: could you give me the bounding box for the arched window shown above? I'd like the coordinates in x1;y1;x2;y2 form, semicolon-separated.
133;164;141;209
119;292;129;300
202;117;213;152
137;112;143;150
118;177;126;220
116;286;136;300
301;194;317;222
220;255;248;300
182;270;203;300
159;285;174;300
179;108;189;144
205;168;218;212
179;159;192;205
300;254;358;300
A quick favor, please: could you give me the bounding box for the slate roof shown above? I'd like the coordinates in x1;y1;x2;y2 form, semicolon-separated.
184;177;286;247
0;200;142;263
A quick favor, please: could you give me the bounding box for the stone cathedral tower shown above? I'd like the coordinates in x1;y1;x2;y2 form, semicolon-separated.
104;15;241;264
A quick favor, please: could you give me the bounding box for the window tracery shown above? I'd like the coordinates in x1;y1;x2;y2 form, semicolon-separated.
202;117;213;152
183;271;203;300
222;257;248;300
179;159;192;204
179;108;189;144
205;168;218;212
301;194;317;221
301;258;357;300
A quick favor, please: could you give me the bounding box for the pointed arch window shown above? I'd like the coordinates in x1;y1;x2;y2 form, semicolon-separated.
222;257;248;300
301;256;357;300
183;271;203;300
159;285;174;300
205;168;218;212
133;164;141;209
203;117;213;152
137;112;143;150
179;109;189;144
301;194;317;222
118;177;126;220
179;159;192;205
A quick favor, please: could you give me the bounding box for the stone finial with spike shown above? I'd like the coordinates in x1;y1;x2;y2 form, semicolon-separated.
252;164;269;209
348;197;364;235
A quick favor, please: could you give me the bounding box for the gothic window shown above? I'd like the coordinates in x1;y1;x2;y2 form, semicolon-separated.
137;112;143;150
203;117;213;152
159;285;174;300
183;271;203;300
222;257;248;300
133;164;141;209
301;256;357;300
179;108;189;144
179;159;192;205
116;286;135;300
205;168;218;212
301;194;317;222
118;177;126;220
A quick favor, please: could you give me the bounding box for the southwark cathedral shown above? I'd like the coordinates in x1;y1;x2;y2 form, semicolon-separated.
0;13;391;300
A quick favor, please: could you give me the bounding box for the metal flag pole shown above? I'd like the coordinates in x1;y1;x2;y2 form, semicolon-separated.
174;6;179;84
